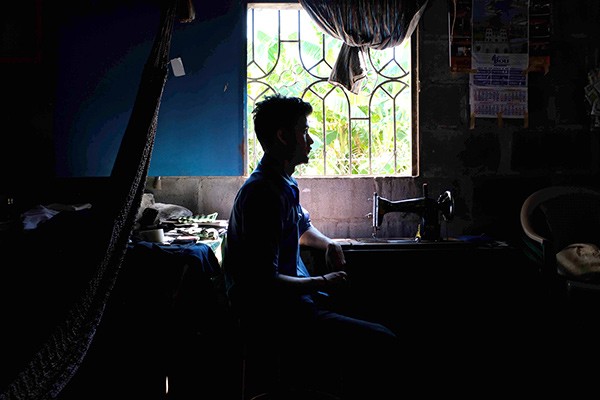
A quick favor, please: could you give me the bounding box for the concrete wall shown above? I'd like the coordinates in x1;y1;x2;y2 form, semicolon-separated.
147;176;392;240
145;175;502;240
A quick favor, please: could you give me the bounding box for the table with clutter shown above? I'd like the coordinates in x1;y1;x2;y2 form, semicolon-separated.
115;203;234;398
131;211;228;264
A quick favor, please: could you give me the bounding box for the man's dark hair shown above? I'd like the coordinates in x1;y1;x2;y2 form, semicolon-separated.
252;94;313;149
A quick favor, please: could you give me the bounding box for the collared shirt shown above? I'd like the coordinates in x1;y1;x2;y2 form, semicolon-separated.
223;154;312;307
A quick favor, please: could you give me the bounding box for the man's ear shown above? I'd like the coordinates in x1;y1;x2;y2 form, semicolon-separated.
276;129;288;145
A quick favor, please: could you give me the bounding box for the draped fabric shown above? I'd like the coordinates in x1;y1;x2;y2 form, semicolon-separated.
298;0;430;94
0;0;191;398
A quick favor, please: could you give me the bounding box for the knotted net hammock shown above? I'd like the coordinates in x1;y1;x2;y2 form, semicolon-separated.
0;0;194;398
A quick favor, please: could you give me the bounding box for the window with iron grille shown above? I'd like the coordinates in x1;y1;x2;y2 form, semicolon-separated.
247;4;417;177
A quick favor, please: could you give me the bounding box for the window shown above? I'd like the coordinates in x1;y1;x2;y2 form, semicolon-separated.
246;3;418;177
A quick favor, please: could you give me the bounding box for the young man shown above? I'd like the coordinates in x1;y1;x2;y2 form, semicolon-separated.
223;94;400;399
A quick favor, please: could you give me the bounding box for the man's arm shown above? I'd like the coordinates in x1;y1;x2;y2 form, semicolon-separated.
274;226;348;292
299;226;346;271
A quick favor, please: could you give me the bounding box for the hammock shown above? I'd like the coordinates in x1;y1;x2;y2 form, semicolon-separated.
0;0;194;398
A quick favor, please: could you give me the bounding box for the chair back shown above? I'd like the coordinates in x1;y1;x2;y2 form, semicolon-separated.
520;185;600;296
520;186;600;248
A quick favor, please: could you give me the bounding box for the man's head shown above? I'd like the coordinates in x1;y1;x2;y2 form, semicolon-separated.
253;94;314;169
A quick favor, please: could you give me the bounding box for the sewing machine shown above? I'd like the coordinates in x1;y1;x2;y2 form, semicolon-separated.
372;183;454;241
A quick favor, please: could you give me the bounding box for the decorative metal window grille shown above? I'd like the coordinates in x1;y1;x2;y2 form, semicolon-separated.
247;5;415;176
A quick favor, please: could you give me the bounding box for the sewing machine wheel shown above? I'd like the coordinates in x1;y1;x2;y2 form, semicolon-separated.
437;190;454;221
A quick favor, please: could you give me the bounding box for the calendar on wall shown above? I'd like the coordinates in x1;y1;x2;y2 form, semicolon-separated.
469;0;529;123
448;0;552;127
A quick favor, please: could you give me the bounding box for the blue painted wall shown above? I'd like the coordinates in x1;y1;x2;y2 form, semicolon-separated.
53;1;246;177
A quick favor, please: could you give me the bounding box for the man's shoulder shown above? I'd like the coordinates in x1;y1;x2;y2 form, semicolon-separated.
243;171;287;192
237;175;282;204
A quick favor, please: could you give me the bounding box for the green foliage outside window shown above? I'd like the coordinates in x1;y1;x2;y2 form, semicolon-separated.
247;8;412;176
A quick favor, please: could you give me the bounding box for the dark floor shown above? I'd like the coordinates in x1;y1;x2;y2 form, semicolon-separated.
6;238;600;399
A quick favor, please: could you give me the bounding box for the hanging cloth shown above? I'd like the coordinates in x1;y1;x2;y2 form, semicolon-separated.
299;0;430;94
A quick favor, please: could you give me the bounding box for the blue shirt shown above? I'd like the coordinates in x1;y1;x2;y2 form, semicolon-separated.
223;154;312;308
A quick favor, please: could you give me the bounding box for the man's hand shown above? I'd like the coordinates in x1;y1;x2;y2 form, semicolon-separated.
325;241;346;271
322;270;349;287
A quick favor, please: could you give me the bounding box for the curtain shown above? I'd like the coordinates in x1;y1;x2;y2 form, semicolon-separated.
0;0;194;398
298;0;430;94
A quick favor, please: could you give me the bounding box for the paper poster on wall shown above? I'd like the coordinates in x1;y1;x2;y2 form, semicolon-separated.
469;0;529;123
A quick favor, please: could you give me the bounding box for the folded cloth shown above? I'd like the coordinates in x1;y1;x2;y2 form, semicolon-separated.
556;243;600;281
21;205;60;230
